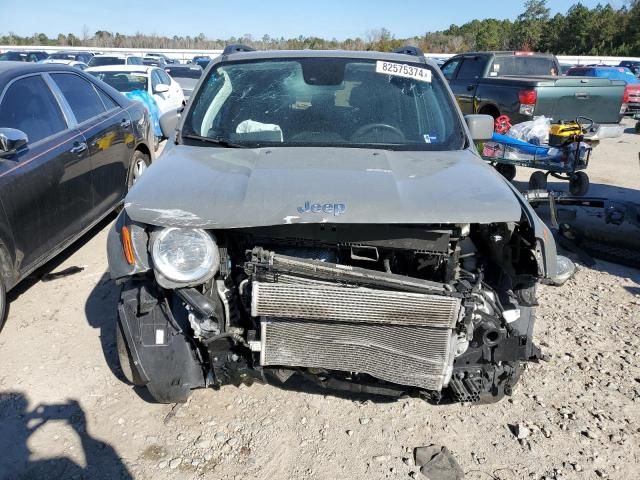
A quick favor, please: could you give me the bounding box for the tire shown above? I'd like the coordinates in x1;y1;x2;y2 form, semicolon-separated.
479;106;500;119
0;278;7;334
116;322;145;386
495;164;517;181
569;171;589;196
127;150;150;190
528;171;548;191
635;121;640;134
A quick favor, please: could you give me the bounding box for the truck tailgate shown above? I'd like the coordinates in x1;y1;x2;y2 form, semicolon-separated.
535;78;625;124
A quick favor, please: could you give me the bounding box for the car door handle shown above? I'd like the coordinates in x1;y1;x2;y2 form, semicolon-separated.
121;119;132;129
69;142;88;155
467;84;475;91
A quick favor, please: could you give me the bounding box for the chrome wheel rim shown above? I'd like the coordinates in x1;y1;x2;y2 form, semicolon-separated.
132;159;147;184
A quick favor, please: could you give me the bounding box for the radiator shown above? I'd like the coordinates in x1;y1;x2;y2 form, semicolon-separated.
252;281;461;391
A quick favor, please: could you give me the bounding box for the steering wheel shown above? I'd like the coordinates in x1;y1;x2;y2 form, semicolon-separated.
351;123;405;142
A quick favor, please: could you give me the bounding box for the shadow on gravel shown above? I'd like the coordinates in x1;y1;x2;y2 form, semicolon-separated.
84;272;122;382
265;372;404;404
624;286;640;296
0;391;132;480
84;272;157;403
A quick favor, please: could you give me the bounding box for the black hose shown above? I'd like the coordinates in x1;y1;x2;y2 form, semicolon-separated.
202;331;249;348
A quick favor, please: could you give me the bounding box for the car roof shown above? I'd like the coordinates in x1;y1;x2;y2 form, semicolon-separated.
86;65;153;74
0;61;77;77
2;49;47;53
42;59;80;64
94;54;141;59
454;51;555;57
220;49;435;66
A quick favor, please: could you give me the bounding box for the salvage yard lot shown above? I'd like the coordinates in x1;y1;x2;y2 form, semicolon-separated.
0;122;639;480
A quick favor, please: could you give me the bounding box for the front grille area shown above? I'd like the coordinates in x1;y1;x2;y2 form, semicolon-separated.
252;281;461;391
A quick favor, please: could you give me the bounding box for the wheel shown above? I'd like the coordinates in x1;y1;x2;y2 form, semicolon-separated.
116;322;145;386
127;150;150;190
569;171;589;196
528;171;548;191
635;121;640;134
495;164;517;181
0;277;7;334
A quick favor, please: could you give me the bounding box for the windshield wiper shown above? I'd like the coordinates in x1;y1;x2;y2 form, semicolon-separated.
181;134;247;148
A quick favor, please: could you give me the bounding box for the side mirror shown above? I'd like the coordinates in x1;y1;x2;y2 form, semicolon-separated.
159;109;180;138
465;114;494;142
154;84;170;94
0;128;28;157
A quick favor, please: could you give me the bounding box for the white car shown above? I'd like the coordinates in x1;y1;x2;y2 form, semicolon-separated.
86;65;185;115
87;54;143;67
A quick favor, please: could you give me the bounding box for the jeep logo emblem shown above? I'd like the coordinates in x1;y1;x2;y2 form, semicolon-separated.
297;201;346;216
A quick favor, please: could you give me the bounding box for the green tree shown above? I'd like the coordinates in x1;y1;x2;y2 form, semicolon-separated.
512;0;550;50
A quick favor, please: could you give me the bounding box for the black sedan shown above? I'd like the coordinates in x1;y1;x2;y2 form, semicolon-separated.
0;62;153;330
0;51;49;62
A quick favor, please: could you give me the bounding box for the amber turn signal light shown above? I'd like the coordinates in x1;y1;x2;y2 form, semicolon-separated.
121;226;135;265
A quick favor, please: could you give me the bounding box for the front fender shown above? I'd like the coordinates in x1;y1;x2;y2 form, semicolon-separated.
505;181;558;280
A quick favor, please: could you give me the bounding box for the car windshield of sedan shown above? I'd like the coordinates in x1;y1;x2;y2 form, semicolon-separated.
88;56;126;67
183;58;465;150
0;52;28;61
89;72;148;92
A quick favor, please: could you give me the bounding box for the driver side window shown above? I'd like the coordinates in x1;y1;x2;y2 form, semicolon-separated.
441;59;461;80
0;75;67;144
151;71;161;91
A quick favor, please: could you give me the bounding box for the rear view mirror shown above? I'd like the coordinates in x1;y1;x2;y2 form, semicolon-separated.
465;114;494;142
0;128;28;157
154;84;170;94
159;109;180;138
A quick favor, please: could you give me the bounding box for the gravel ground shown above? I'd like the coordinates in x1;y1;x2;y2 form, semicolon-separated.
0;121;638;480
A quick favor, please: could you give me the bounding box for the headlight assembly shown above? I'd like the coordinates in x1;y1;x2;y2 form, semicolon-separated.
151;227;219;284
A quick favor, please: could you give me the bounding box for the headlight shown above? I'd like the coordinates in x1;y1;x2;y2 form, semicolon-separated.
151;228;219;283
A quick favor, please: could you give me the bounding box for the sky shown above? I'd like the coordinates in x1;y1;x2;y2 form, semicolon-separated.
0;0;623;40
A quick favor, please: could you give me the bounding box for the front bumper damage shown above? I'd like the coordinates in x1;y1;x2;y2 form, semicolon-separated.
117;245;546;404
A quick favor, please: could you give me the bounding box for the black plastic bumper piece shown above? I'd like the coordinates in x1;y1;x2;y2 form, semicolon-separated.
118;282;205;403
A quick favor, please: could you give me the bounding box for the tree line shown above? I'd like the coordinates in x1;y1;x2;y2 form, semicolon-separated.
2;1;640;56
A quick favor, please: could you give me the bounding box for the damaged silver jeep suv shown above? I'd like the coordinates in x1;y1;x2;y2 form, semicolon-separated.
108;46;563;404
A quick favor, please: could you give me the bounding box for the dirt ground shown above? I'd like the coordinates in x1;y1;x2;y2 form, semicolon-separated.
0;120;638;480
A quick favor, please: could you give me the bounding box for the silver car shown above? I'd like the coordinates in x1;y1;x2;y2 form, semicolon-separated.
108;45;562;404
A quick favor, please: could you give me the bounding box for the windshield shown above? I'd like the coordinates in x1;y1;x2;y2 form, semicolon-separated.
0;52;27;61
89;72;148;92
49;52;75;60
166;66;202;79
491;56;557;76
88;56;125;67
183;58;464;150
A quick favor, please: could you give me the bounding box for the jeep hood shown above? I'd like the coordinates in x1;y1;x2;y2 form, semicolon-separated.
124;145;523;228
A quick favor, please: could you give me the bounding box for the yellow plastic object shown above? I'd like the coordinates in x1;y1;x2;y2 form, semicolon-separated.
549;121;583;147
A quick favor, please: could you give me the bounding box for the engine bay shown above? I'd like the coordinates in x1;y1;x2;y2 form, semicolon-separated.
146;222;546;403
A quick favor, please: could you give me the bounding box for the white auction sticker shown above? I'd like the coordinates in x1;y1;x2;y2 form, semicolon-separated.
376;61;432;83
